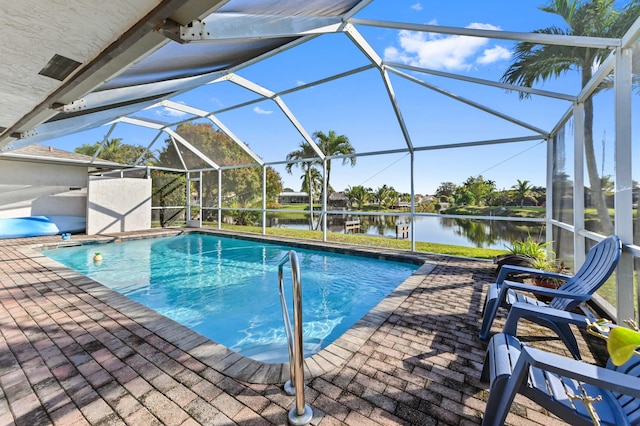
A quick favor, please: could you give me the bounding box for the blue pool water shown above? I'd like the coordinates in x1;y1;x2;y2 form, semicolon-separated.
42;234;418;362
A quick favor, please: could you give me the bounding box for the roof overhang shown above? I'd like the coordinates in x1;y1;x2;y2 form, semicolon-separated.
0;0;231;150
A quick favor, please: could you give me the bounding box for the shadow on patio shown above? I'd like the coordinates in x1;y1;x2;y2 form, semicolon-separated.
0;232;608;425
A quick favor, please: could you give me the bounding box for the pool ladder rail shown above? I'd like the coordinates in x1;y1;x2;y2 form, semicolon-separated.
278;250;314;426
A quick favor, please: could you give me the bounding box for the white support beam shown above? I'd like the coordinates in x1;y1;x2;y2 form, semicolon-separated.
170;136;188;171
614;47;634;323
573;103;586;269
389;67;549;136
343;25;413;150
348;18;622;48
166;14;344;42
207;115;264;165
343;24;383;67
165;128;220;170
621;16;640;49
135;130;164;165
577;52;615;104
545;133;553;247
159;100;208;117
380;68;413;151
117;116;167;130
262;165;267;235
227;74;276;98
272;96;324;159
214;65;375;115
91;123;117;163
387;63;576;102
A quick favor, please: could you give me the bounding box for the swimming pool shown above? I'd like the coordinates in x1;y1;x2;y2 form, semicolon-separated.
42;233;418;362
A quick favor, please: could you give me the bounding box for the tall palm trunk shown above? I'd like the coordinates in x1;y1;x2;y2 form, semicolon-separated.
582;66;614;235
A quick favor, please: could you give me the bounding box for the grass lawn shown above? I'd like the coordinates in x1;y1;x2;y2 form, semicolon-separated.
218;224;504;259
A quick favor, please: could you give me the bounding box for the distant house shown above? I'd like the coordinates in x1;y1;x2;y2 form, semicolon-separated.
278;191;309;204
328;191;351;210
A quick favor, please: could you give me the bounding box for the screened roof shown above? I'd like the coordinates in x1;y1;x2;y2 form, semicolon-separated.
1;0;638;195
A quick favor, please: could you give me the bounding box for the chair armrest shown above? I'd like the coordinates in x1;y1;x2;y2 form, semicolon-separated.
521;346;640;398
501;281;590;301
496;264;571;285
502;303;592;335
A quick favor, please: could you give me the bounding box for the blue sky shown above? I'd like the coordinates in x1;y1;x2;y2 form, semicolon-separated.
44;1;636;195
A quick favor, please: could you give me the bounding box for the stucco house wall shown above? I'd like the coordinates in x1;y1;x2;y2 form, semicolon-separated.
87;177;151;234
0;158;87;219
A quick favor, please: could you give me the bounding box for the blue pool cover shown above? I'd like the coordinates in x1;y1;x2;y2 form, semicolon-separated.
0;216;85;239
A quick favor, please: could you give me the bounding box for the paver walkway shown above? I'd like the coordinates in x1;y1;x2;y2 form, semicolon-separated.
0;230;607;425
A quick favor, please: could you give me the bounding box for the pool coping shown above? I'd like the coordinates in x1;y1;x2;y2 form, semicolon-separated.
28;228;437;384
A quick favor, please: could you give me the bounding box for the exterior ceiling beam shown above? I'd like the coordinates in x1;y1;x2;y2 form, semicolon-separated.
349;18;622;48
162;14;344;42
0;0;230;149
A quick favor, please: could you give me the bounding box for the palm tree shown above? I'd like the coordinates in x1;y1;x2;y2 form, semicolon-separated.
502;0;640;234
285;141;321;213
345;185;370;208
373;184;397;209
512;179;534;207
301;167;323;201
313;130;356;194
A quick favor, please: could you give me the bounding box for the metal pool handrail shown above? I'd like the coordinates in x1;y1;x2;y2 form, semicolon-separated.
278;250;313;425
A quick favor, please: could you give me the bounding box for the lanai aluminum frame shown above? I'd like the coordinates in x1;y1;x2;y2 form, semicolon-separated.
3;3;640;323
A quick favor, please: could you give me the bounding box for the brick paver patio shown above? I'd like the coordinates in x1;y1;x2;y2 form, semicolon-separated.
0;230;607;425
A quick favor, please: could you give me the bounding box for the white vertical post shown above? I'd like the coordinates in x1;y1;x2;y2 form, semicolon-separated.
545;136;553;246
614;47;634;323
322;159;328;242
410;151;415;252
217;169;222;230
263;165;267;235
198;171;203;227
573;102;586;267
186;171;191;225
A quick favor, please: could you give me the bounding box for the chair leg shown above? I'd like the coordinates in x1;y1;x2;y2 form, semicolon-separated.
479;284;500;340
481;376;512;426
553;322;582;360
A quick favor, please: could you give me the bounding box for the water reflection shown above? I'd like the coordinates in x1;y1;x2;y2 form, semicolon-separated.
265;214;544;250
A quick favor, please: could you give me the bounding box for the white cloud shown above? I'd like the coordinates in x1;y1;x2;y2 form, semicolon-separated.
157;104;187;118
477;45;511;65
254;106;273;115
410;3;422;11
383;22;510;71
